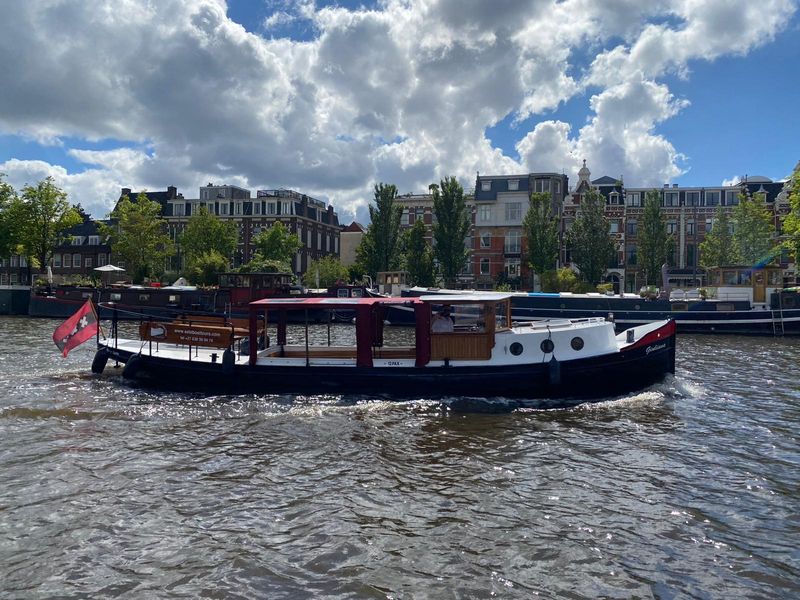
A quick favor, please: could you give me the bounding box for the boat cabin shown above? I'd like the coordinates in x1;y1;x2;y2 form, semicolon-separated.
703;265;783;306
245;294;513;367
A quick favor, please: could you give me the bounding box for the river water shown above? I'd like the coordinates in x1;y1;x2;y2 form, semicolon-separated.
0;316;798;599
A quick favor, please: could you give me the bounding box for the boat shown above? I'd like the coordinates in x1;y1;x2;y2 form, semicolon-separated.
397;266;800;335
90;293;677;408
28;272;380;322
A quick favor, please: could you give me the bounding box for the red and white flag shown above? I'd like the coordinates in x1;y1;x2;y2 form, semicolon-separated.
53;299;99;357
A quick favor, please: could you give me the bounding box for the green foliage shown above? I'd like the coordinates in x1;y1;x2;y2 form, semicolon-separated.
782;164;800;261
0;174;19;259
402;218;435;287
566;188;615;285
249;222;301;273
99;192;175;283
303;255;350;288
432;176;471;287
732;191;778;266
523;191;559;277
10;177;81;271
180;206;238;270
638;190;672;285
540;267;581;292
187;250;229;286
355;183;403;278
699;206;739;267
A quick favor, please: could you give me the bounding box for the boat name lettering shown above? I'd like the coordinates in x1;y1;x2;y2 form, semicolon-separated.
387;361;402;366
645;343;666;354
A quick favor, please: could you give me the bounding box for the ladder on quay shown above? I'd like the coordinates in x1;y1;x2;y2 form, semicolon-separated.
772;296;785;336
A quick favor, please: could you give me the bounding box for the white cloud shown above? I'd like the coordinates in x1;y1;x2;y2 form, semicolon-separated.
0;0;795;223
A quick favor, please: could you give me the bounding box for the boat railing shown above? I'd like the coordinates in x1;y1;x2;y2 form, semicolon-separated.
512;317;606;330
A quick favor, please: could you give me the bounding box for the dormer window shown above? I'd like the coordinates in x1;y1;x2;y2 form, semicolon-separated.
481;180;491;192
508;179;519;191
71;236;84;246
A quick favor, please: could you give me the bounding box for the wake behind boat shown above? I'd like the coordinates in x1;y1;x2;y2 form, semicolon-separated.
90;293;677;408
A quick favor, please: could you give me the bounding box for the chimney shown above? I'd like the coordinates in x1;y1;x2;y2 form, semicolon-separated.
121;187;131;197
672;184;678;188
663;184;669;188
167;185;177;198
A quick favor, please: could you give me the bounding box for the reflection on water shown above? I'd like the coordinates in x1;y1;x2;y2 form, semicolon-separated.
0;318;798;598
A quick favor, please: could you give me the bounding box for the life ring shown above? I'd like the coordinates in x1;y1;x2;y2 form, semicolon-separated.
91;347;110;374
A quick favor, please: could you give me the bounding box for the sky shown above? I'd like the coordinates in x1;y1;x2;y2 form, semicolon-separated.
0;0;798;226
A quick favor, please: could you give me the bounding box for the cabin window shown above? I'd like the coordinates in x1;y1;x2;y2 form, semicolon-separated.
351;288;363;297
716;303;735;311
168;295;179;303
81;292;92;299
768;271;781;285
139;294;150;302
671;303;688;311
510;342;523;355
570;337;584;351
540;339;554;353
110;293;122;301
723;271;737;285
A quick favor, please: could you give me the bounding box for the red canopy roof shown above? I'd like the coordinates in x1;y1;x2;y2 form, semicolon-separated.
249;296;423;310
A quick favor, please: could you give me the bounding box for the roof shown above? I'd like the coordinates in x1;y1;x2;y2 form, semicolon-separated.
419;292;513;303
249;296;423;309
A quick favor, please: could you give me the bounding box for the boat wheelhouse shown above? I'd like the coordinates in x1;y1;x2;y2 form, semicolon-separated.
93;294;677;407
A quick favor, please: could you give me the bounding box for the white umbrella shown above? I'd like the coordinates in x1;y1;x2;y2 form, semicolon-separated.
93;264;125;272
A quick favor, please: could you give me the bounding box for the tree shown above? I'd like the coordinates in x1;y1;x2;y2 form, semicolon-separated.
699;206;739;268
638;190;672;285
0;174;18;259
100;192;175;283
303;255;350;288
187;250;229;286
180;206;238;270
244;221;302;273
12;177;81;273
566;188;615;286
523;191;559;289
355;183;403;278
782;163;800;261
732;191;778;266
402;218;435;287
432;176;471;287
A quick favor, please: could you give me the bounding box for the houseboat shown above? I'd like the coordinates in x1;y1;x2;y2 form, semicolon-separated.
91;293;677;408
398;266;800;336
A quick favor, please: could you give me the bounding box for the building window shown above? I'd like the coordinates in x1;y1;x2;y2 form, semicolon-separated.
84;257;93;268
401;210;409;226
664;191;679;207
235;202;242;215
627;220;638;235
687;220;695;235
705;191;720;206
480;232;491;248
267;202;276;215
282;201;291;215
686;244;696;267
481;180;491;192
98;253;107;266
626;246;637;265
88;236;100;245
725;190;740;205
508;179;519;191
705;218;713;232
609;192;620;205
72;253;81;268
505;258;521;277
554;181;561;194
479;205;492;222
534;179;551;193
685;191;700;206
253;202;261;215
626;192;640;207
173;203;185;216
666;221;677;234
220;203;229;215
480;258;490;275
504;231;521;254
505;202;522;222
54;254;62;268
72;236;83;246
609;221;619;233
